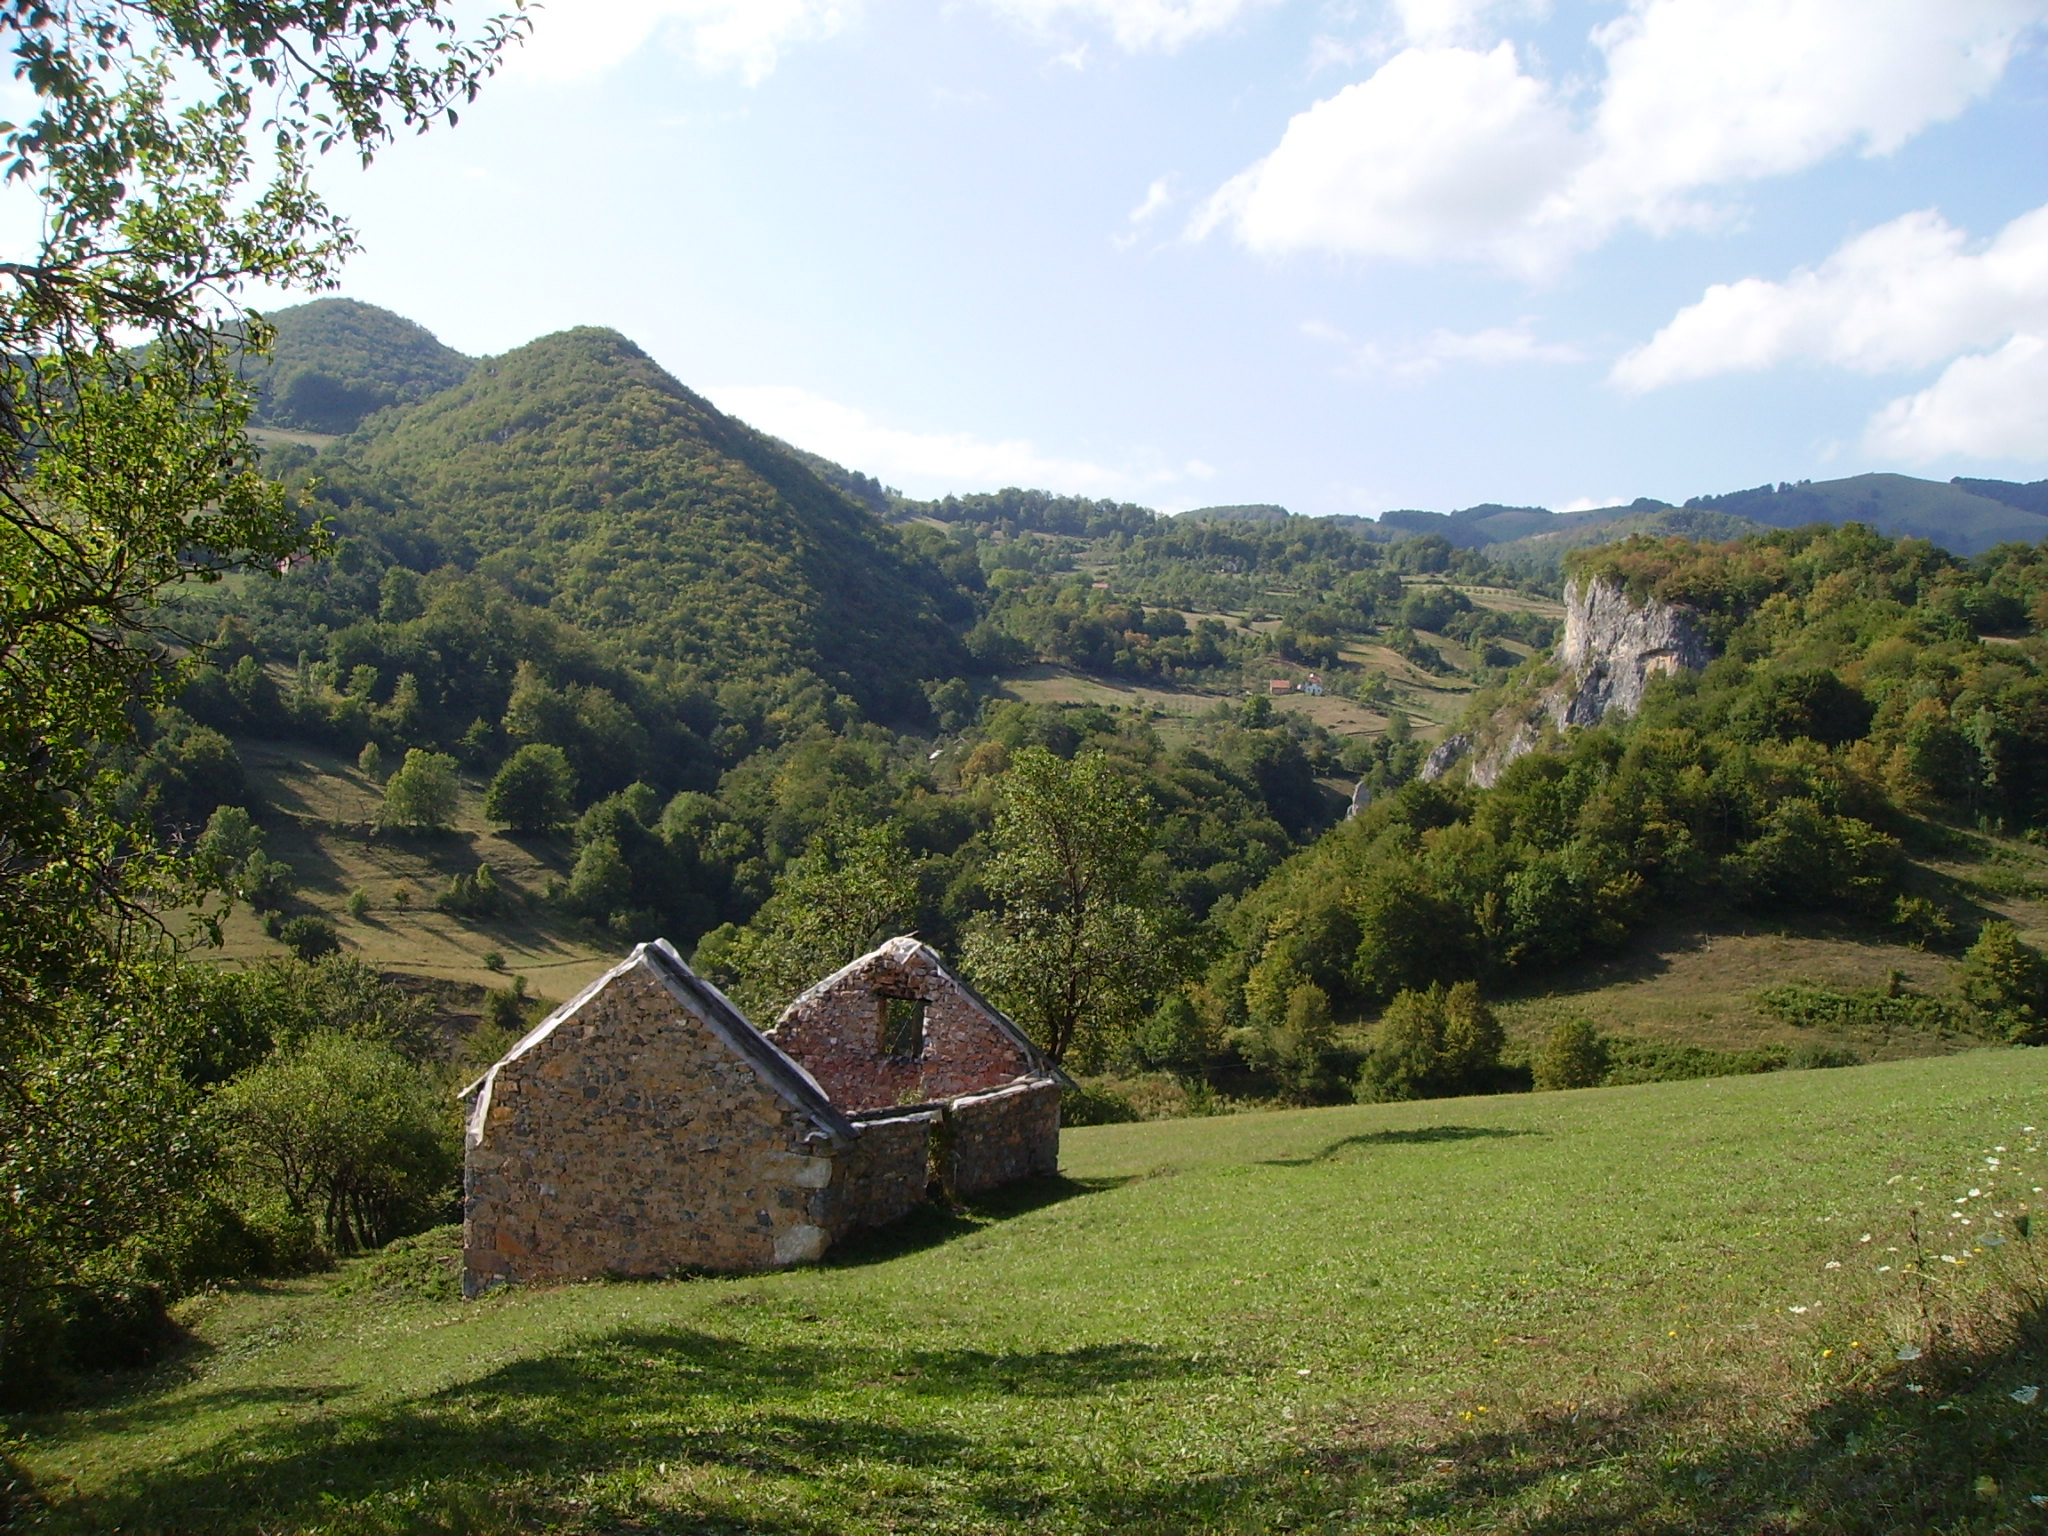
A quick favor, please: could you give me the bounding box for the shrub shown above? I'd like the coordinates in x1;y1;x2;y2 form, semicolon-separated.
437;861;506;917
1957;920;2048;1043
1356;981;1504;1102
356;740;384;780
239;849;297;912
1132;995;1213;1073
1534;1017;1606;1090
214;1033;460;1257
345;887;369;920
275;914;340;962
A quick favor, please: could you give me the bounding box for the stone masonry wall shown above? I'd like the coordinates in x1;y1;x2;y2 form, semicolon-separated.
830;1108;939;1238
948;1078;1061;1196
771;941;1039;1110
465;959;848;1291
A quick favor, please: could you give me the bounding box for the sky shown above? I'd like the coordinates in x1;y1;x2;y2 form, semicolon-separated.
82;1;2048;514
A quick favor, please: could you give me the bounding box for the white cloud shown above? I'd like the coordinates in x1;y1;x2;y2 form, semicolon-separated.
1613;205;2048;389
1307;316;1582;375
1390;0;1549;47
706;383;1215;499
981;0;1277;52
1865;334;2048;461
1196;43;1581;272
1202;0;2048;273
509;0;856;85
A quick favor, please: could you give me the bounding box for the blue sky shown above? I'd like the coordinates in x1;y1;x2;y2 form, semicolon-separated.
283;2;2048;514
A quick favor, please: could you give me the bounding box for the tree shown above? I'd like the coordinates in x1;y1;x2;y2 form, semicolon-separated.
963;747;1174;1065
716;817;919;1019
485;743;578;833
1534;1017;1606;1090
379;749;460;831
1356;981;1504;1102
0;0;523;1391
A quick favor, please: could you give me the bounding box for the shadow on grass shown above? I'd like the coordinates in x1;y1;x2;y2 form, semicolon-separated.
823;1174;1130;1268
27;1327;1208;1535
24;1293;2048;1534
1261;1126;1542;1167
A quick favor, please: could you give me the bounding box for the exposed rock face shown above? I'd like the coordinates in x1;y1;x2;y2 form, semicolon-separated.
1552;576;1710;726
1422;577;1708;786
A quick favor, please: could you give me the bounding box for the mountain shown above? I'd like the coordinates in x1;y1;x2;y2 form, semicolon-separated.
1681;473;2048;555
246;298;475;435
312;326;969;719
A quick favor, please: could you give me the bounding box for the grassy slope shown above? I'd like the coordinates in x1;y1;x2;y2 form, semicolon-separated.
18;1053;2047;1534
220;737;614;1000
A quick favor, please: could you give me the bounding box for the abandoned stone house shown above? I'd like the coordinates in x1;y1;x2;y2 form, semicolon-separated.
459;935;1063;1296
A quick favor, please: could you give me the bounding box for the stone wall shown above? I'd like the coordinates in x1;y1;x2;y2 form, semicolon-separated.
771;938;1041;1110
464;951;853;1292
831;1107;940;1238
948;1078;1061;1196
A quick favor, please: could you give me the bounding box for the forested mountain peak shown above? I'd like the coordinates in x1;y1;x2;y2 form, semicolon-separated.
306;323;970;720
246;298;474;435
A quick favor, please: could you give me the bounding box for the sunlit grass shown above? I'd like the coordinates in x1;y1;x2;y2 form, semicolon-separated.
15;1051;2044;1533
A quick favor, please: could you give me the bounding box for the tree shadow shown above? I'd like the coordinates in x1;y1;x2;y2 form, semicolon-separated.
37;1326;1209;1535
1260;1126;1541;1167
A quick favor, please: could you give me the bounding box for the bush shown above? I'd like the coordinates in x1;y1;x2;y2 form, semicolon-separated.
1131;995;1213;1074
1356;981;1504;1102
437;861;506;917
214;1033;460;1257
239;849;297;912
275;914;340;962
1533;1017;1606;1090
1600;1038;1785;1086
1957;920;2048;1043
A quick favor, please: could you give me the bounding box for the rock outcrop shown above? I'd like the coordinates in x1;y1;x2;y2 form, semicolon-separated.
1423;577;1709;786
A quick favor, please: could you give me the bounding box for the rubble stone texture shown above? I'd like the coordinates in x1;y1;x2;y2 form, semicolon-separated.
461;937;1060;1295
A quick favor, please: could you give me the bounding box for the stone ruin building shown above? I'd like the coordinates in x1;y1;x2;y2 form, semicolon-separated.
459;936;1063;1296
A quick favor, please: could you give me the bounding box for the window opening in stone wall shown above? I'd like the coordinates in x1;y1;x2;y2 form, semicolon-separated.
878;993;926;1059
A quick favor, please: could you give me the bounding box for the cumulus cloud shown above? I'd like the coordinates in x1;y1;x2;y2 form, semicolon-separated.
1613;204;2048;389
1195;43;1581;272
510;0;856;85
1306;316;1582;375
706;383;1215;500
1390;0;1550;47
1865;334;2048;461
981;0;1277;52
1201;0;2048;273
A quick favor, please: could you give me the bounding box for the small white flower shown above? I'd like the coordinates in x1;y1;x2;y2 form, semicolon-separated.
1859;1233;1872;1243
1295;1368;1311;1376
1906;1383;1925;1394
1897;1344;1924;1361
1788;1305;1809;1314
2011;1385;2040;1406
1825;1261;1841;1270
1971;1188;1983;1197
1878;1265;1893;1273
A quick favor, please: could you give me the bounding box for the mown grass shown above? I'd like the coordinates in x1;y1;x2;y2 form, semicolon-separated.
11;1050;2046;1534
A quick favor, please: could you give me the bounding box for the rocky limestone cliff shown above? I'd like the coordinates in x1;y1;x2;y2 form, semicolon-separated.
1423;577;1709;787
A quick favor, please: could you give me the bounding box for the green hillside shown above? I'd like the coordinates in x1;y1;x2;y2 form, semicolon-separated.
245;298;475;435
15;1053;2043;1534
303;326;970;719
1686;473;2048;556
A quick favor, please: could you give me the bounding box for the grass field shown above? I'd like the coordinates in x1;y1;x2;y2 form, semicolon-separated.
14;1051;2046;1534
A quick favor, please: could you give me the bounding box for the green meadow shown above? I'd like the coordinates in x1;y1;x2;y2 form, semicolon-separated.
13;1050;2046;1534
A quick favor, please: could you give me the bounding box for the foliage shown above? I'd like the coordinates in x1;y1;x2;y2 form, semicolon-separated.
963;749;1176;1065
274;914;340;962
703;817;919;1019
1532;1017;1605;1090
1355;981;1505;1102
1957;920;2048;1044
484;743;577;832
379;748;460;830
214;1032;459;1258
